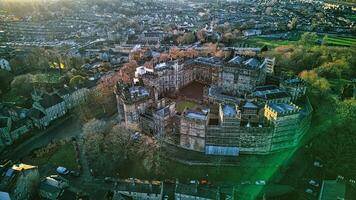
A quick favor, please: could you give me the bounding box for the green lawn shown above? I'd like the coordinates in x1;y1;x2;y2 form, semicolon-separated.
233;37;297;48
176;100;198;113
32;72;63;84
346;15;356;22
31;142;79;170
324;36;356;47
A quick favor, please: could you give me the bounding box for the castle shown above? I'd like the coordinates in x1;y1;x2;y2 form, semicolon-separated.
115;54;312;156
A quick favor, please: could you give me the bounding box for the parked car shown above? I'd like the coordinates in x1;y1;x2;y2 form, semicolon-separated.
200;179;210;185
241;181;252;185
104;177;116;183
56;166;69;175
305;188;317;196
309;180;319;187
255;180;266;185
313;161;323;168
70;170;80;177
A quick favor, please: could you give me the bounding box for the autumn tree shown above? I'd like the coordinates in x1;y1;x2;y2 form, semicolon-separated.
0;69;14;95
10;74;34;97
176;32;195;45
69;75;86;87
315;59;351;79
299;32;318;46
299;70;330;93
287;17;298;30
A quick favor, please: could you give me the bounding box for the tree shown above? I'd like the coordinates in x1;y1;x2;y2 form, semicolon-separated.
299;32;318;46
287;17;297;30
176;32;195;45
299;70;330;93
315;59;351;79
69;75;86;87
0;70;14;95
196;29;207;42
10;74;34;97
265;7;273;15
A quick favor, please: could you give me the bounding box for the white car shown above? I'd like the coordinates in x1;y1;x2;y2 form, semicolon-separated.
305;188;317;196
255;180;266;185
56;166;69;175
309;180;319;187
313;161;323;168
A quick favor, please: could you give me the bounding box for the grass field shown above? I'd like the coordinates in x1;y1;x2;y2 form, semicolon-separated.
233;37;298;48
346;15;356;22
324;36;356;47
30;142;79;170
176;100;198;113
32;72;63;84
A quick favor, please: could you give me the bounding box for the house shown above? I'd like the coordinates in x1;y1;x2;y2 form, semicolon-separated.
0;58;10;71
318;176;356;200
56;85;90;110
242;29;262;37
0;105;33;147
39;175;70;200
114;181;163;200
175;183;220;200
0;162;40;200
30;90;67;129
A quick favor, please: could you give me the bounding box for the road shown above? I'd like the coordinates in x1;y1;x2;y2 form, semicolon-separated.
1;114;82;160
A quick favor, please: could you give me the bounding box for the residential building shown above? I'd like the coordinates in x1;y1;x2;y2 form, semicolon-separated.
29;90;67;129
0;162;40;200
0;105;33;147
0;58;10;71
219;56;269;95
180;108;209;152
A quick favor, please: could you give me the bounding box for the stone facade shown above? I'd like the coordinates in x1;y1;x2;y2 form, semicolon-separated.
115;55;312;155
179;109;209;152
219;56;268;95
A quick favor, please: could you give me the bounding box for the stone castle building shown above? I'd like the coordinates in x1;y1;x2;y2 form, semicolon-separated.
115;54;312;156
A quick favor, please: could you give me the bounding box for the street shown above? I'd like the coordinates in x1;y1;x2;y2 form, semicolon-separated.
1;115;82;161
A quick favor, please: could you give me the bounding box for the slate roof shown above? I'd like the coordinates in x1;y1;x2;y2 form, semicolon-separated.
228;56;244;65
243;58;261;68
29;108;45;119
175;183;218;199
268;103;298;113
39;94;64;109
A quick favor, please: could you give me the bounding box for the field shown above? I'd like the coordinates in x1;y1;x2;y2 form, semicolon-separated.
346;15;356;22
234;37;298;48
25;142;79;172
324;36;356;47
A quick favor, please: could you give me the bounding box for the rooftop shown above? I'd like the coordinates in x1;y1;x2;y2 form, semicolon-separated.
222;104;236;117
185;111;208;121
39;93;64;109
129;86;150;99
268;103;299;113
